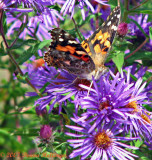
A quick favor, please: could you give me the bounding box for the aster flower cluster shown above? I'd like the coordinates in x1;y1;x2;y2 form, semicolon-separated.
1;0;152;159
128;14;152;51
27;58;152;159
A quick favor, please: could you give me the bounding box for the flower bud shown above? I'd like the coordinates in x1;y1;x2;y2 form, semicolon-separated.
35;106;47;116
117;22;128;36
40;125;52;139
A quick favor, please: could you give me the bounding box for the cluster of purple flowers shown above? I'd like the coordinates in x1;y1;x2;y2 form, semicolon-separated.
2;0;109;42
128;14;152;51
2;0;152;159
27;59;152;159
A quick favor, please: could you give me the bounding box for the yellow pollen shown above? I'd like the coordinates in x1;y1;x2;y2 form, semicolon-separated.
141;114;151;124
126;101;138;112
94;130;112;149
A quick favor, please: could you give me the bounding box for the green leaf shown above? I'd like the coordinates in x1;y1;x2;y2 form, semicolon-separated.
38;40;52;50
112;52;124;73
16;46;36;64
0;42;6;56
78;13;101;27
17;40;51;64
126;51;152;64
3;12;7;35
149;26;152;40
132;139;143;147
133;150;149;160
49;4;61;12
130;9;152;14
10;39;36;49
18;97;37;107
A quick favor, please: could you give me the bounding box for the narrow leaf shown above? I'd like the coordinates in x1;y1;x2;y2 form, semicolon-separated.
112;52;124;73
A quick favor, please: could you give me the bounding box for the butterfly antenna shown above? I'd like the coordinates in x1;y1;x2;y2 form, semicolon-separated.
87;70;99;97
87;80;93;97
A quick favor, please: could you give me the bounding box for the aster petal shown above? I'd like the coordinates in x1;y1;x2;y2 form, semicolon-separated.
84;0;95;13
66;125;85;132
58;91;77;102
91;148;101;160
81;145;95;159
66;132;85;137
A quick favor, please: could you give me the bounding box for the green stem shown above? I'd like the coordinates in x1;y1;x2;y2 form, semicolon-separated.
8;14;28;49
72;17;83;41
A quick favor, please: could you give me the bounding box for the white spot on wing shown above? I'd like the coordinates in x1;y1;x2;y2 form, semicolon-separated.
117;14;120;18
64;33;69;36
107;21;111;26
68;40;78;44
111;25;117;31
59;38;64;41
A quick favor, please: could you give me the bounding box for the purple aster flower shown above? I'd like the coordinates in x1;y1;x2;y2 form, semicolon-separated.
61;0;108;20
99;3;111;21
78;68;152;140
26;60;57;89
66;120;138;159
26;60;93;113
128;14;152;51
122;63;152;101
0;0;33;12
6;6;63;40
34;70;92;113
16;0;46;11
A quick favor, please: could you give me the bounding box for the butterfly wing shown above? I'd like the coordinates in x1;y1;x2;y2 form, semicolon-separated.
44;28;95;79
81;6;121;68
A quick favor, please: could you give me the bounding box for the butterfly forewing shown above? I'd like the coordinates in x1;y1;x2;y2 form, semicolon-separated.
44;6;121;80
81;6;121;67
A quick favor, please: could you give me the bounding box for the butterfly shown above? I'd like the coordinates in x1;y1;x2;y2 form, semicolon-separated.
44;6;120;80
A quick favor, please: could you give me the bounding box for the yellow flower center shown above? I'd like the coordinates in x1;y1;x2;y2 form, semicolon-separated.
126;101;138;113
94;130;112;149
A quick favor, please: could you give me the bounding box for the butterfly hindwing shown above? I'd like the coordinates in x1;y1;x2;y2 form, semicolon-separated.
44;28;95;78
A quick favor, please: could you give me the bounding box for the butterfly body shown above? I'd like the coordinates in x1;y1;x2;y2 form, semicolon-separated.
44;6;121;80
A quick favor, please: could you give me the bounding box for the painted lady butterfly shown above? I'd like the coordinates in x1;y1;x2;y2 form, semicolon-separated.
44;6;120;80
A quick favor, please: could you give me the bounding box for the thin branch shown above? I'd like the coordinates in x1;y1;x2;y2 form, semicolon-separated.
125;38;149;60
8;51;42;96
130;0;149;11
95;4;101;29
0;10;42;97
72;17;83;41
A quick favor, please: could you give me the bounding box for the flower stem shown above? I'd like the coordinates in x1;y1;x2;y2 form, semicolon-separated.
8;15;28;49
123;0;129;22
72;17;83;41
125;38;149;60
